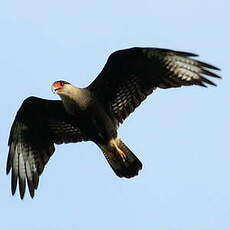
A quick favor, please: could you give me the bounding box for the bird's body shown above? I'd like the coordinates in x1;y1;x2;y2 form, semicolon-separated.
6;47;220;199
55;83;117;144
52;81;142;178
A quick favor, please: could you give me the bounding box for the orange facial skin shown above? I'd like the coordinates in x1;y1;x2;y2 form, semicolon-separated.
52;81;64;93
54;81;64;89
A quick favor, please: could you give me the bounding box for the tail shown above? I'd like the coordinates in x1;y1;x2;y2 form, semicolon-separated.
99;138;142;178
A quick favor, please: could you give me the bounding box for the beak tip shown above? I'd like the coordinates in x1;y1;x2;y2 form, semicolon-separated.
51;85;56;94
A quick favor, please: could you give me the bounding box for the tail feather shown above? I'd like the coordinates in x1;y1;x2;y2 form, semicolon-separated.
100;138;142;178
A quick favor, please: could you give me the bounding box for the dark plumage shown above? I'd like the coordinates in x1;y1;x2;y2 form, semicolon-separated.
7;47;220;199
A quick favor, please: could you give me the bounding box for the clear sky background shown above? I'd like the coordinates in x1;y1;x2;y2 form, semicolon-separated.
0;1;229;229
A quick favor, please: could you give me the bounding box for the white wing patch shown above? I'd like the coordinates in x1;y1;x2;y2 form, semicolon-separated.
165;55;203;81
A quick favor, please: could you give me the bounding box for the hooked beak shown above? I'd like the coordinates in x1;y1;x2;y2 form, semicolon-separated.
51;81;63;94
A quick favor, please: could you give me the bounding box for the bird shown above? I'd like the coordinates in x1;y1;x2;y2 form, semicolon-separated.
6;47;220;199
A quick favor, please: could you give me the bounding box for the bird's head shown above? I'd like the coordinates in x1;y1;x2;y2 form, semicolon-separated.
51;80;71;95
52;80;90;109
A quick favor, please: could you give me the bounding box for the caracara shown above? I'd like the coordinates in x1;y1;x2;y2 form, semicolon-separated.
6;47;220;199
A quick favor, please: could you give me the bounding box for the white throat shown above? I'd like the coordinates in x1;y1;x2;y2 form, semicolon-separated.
58;85;91;113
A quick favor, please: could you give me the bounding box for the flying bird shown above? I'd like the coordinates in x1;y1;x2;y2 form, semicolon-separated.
6;47;220;199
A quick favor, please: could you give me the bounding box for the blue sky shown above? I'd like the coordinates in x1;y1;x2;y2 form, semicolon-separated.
0;1;229;229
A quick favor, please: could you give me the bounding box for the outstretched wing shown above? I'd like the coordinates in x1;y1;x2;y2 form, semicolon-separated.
7;96;87;199
88;47;220;124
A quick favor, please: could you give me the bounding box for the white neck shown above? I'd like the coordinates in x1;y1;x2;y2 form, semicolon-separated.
58;84;91;113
